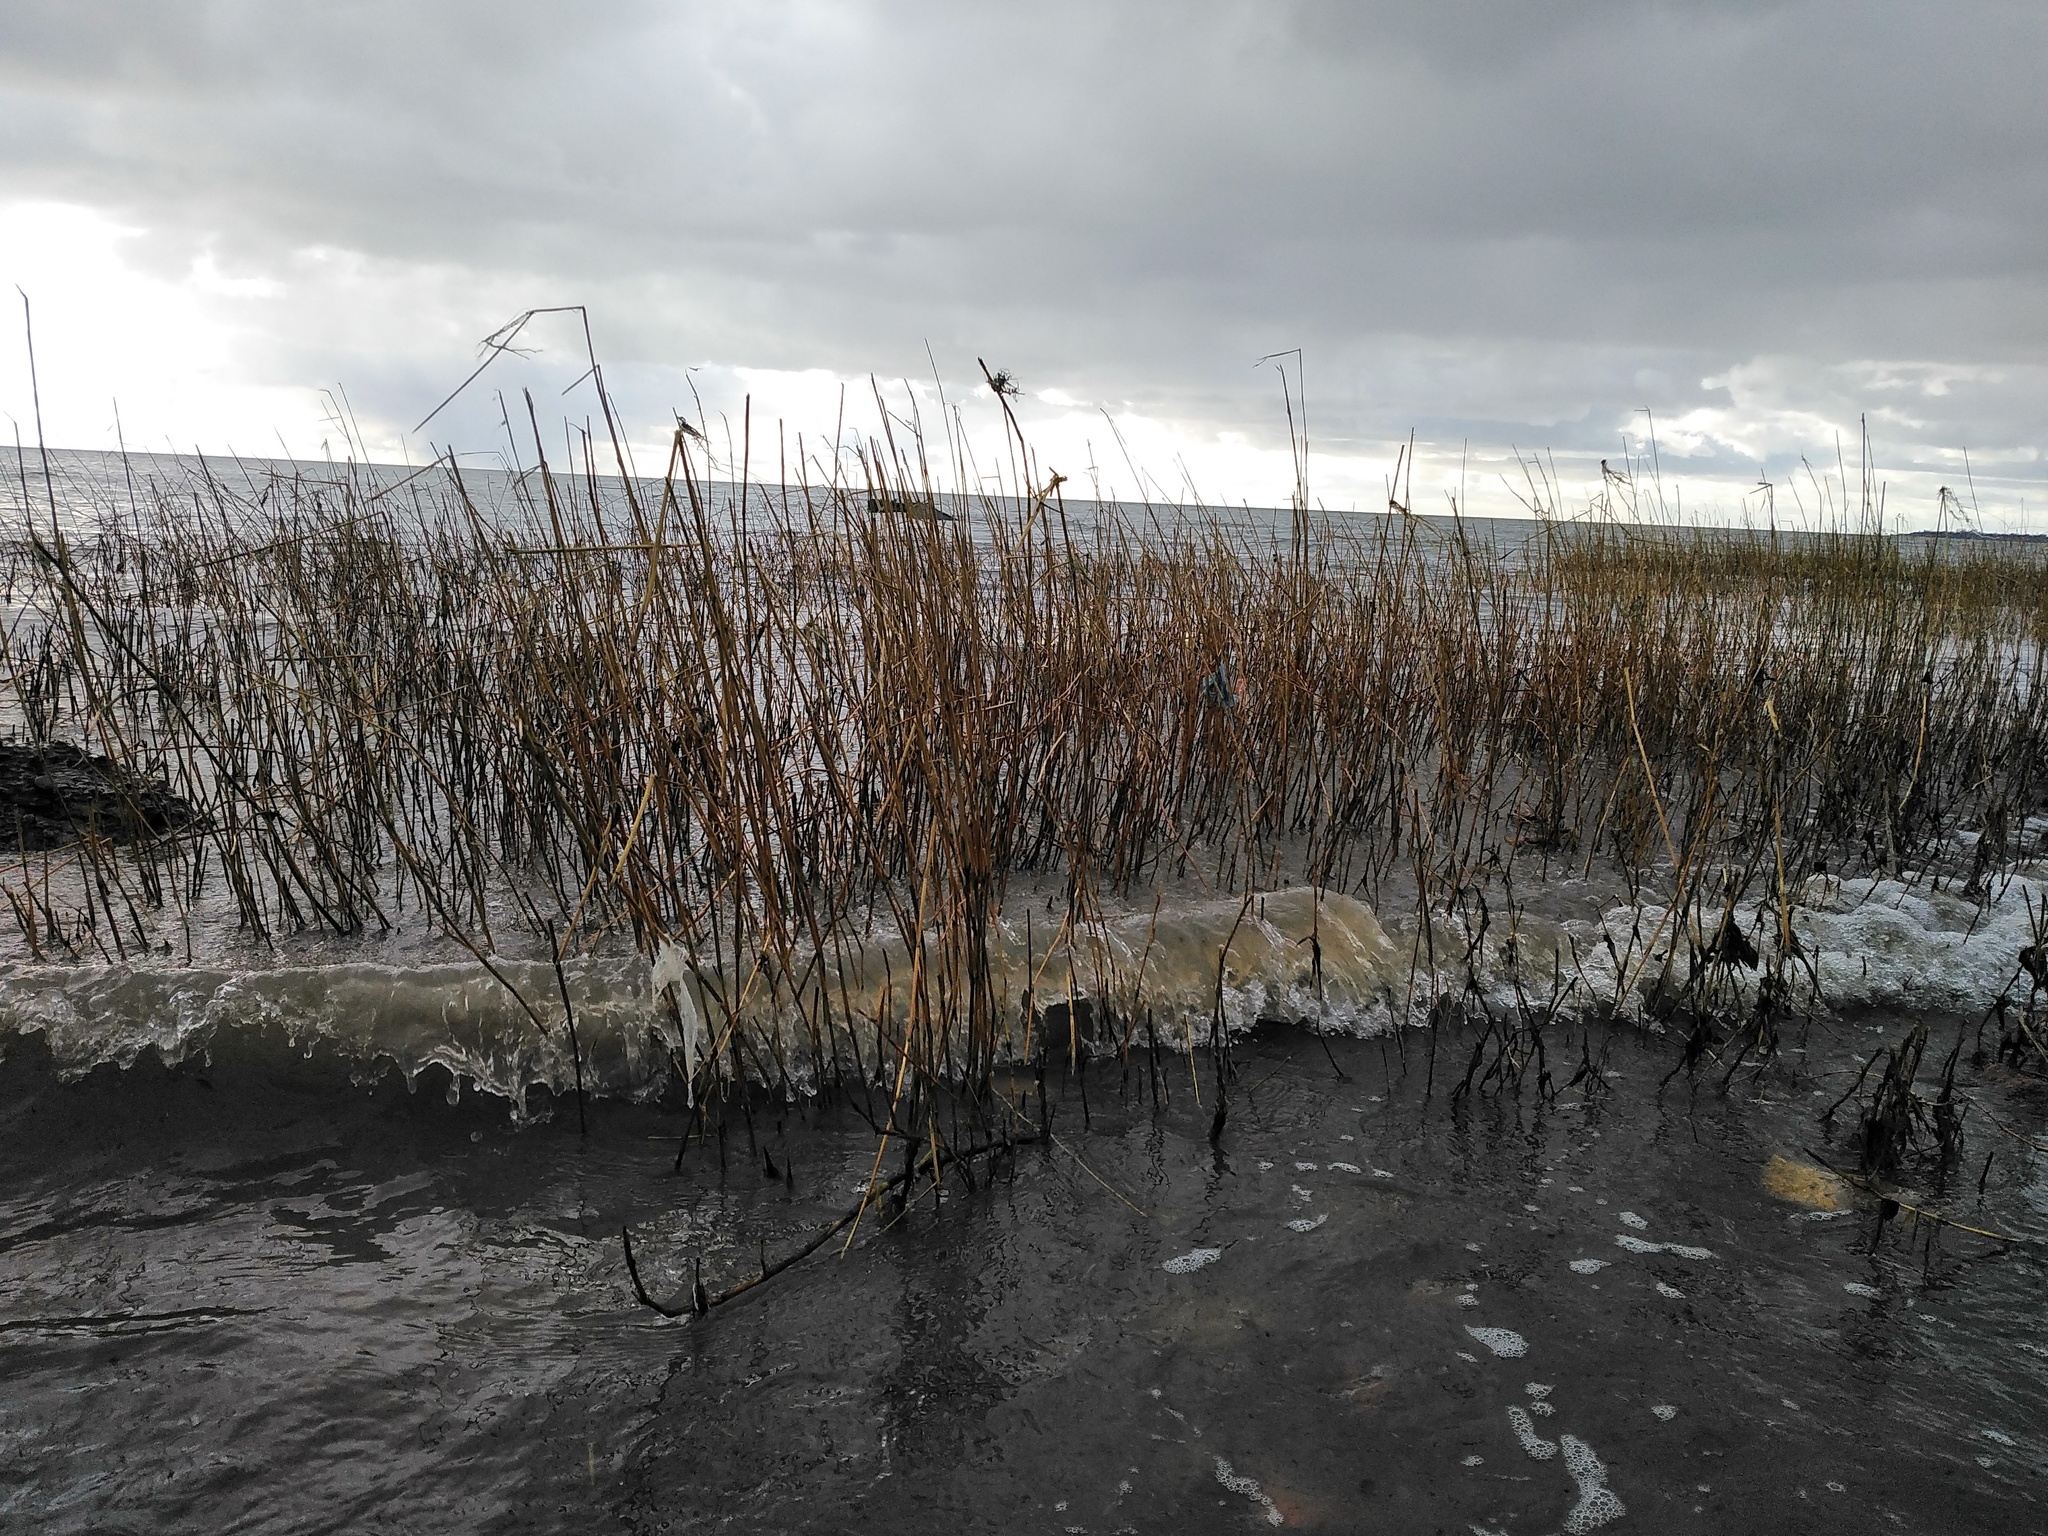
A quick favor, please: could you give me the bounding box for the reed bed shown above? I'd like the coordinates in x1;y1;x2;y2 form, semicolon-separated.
2;414;2045;1129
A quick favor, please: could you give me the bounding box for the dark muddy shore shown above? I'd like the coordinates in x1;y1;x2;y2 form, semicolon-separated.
1;1016;2043;1534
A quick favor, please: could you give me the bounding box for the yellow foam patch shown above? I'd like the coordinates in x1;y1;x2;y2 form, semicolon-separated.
1762;1154;1850;1211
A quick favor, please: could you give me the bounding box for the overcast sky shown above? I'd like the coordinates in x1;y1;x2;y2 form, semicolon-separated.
1;1;2044;524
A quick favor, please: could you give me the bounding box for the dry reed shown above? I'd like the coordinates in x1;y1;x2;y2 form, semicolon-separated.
1;395;2044;1135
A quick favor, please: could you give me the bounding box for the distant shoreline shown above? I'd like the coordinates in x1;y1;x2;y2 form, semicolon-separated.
1898;526;2048;541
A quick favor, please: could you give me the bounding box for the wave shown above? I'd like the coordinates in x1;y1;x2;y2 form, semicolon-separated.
0;890;1403;1113
0;956;677;1113
2;873;2039;1115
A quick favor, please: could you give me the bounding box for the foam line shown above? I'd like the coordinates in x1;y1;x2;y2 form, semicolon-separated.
1214;1457;1285;1526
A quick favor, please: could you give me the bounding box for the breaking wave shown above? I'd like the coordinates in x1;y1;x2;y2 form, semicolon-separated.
1;871;2040;1114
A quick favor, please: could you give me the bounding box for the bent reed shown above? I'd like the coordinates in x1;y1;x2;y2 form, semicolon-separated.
2;401;2044;1127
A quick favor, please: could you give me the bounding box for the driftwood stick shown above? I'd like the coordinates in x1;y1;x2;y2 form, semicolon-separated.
622;1125;1039;1320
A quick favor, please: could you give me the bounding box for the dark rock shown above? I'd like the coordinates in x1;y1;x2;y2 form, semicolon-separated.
0;739;197;850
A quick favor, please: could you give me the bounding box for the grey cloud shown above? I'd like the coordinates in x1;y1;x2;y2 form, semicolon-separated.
0;1;2043;507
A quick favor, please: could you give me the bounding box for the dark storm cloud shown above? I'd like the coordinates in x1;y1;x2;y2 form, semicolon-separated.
1;1;2044;498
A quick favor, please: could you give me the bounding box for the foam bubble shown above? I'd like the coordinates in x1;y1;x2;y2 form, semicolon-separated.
1651;1404;1677;1421
1163;1248;1222;1274
1843;1281;1881;1299
1568;871;2048;1020
1655;1282;1685;1299
1560;1434;1626;1533
1618;1211;1649;1230
1525;1383;1553;1399
1329;1161;1362;1174
1569;1259;1610;1275
1465;1326;1528;1358
1286;1214;1328;1233
1506;1404;1557;1460
1213;1457;1284;1527
1615;1234;1714;1260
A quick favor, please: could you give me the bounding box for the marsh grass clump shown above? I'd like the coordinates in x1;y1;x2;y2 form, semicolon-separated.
0;392;2044;1150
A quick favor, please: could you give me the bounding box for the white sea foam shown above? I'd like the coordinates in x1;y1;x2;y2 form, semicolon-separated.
1616;1234;1715;1260
1843;1281;1881;1299
1617;1211;1649;1230
1287;1214;1328;1233
1564;870;2048;1020
1329;1161;1362;1174
1213;1458;1284;1526
1163;1248;1222;1274
1506;1404;1557;1460
1465;1326;1528;1358
1651;1404;1677;1421
1560;1435;1626;1533
1568;1259;1610;1275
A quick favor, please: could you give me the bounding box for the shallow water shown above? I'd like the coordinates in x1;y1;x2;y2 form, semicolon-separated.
2;1017;2045;1534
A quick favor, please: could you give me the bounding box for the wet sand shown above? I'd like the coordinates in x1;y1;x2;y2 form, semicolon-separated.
1;1017;2043;1533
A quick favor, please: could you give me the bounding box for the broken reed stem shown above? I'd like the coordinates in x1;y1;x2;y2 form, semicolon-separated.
624;1123;1043;1319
